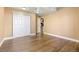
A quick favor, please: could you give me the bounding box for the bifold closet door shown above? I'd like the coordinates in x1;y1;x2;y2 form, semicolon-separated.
13;12;30;37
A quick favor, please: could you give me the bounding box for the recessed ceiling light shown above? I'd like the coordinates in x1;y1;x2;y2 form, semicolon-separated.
36;8;40;14
22;8;26;10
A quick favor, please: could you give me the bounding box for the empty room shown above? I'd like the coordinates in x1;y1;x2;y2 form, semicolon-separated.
0;7;79;52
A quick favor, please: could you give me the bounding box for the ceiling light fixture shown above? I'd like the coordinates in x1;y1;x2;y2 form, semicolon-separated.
22;8;26;10
36;8;40;14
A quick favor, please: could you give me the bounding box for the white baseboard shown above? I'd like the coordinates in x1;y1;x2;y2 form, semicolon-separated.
3;33;36;40
0;38;5;47
29;33;36;35
2;33;78;47
44;32;79;43
0;33;36;47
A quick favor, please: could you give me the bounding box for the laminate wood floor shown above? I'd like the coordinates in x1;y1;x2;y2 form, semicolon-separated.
0;34;79;52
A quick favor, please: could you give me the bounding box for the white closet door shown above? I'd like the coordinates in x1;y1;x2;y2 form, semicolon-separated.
13;12;30;37
37;17;41;33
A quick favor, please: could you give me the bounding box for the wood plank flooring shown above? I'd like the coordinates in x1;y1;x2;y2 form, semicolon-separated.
0;34;79;52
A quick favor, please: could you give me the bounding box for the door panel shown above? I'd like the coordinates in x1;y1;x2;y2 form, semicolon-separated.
13;12;30;37
37;17;41;33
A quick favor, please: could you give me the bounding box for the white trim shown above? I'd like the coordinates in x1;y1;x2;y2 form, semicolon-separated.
0;33;36;47
0;39;5;47
4;33;36;40
3;37;14;40
29;33;36;35
44;32;79;43
1;33;79;47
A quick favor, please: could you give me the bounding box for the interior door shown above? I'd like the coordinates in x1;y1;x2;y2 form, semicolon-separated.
37;17;41;33
13;12;30;37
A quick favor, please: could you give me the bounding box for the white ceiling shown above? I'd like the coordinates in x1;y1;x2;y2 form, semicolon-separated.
13;7;56;16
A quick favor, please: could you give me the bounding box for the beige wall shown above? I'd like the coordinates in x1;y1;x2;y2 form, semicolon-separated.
0;7;36;38
30;14;36;33
44;8;79;39
0;8;4;38
4;8;13;37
